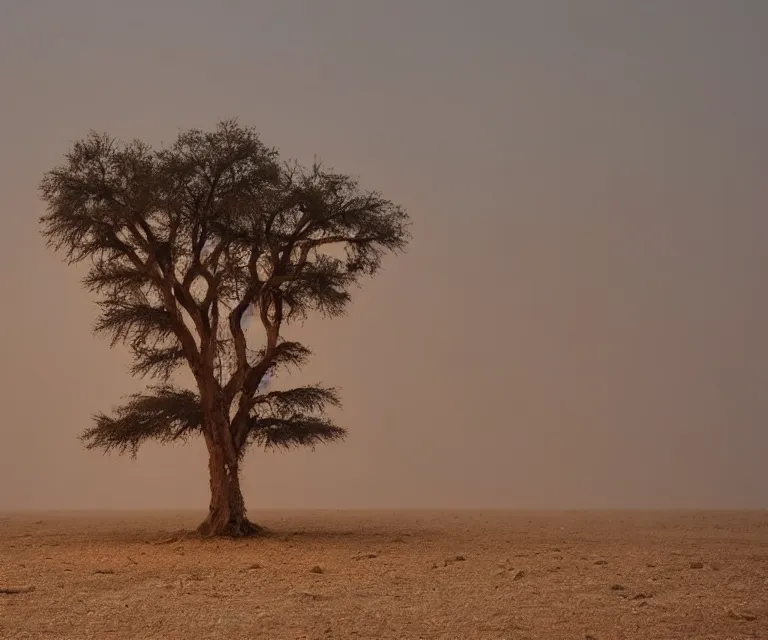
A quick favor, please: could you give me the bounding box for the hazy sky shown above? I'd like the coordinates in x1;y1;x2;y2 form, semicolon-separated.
1;0;766;510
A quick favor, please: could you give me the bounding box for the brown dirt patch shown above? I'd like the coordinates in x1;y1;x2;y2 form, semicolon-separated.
1;510;767;639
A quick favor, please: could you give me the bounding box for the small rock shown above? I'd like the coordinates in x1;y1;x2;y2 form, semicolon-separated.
632;593;651;600
492;568;506;577
646;563;657;568
0;585;35;595
594;560;608;565
247;563;261;570
689;562;704;569
513;570;526;581
353;553;378;560
453;555;466;562
610;584;625;591
94;569;115;575
310;565;324;574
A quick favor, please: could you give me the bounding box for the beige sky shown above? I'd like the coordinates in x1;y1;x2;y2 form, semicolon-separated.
1;0;766;510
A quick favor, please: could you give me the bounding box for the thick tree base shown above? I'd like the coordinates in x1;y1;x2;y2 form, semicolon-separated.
196;516;269;538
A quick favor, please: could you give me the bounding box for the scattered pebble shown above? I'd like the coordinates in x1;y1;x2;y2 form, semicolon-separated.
513;570;526;581
0;585;35;595
594;560;608;565
353;553;378;560
689;562;704;569
443;555;467;566
310;565;324;574
94;569;115;575
610;584;625;591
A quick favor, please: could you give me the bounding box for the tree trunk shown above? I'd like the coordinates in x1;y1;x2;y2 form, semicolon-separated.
197;426;265;537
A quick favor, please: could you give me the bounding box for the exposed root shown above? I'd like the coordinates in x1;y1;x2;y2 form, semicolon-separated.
196;517;269;538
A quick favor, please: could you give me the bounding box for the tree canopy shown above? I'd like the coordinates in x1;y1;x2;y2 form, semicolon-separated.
40;120;410;535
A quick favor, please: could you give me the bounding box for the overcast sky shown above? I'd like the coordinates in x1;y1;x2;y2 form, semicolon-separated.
1;0;766;510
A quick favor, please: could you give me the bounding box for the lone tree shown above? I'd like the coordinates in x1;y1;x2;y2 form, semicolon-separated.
40;121;410;536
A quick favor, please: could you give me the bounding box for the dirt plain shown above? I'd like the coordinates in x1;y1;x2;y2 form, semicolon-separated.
0;510;766;639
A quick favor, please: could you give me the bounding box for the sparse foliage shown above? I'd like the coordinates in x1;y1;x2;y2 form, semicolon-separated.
40;121;410;536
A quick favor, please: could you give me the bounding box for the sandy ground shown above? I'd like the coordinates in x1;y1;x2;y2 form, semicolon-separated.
0;510;766;639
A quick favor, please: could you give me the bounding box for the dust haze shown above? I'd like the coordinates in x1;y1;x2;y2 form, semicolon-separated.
1;0;767;510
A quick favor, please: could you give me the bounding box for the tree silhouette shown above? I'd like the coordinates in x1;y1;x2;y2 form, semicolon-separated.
39;121;410;536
